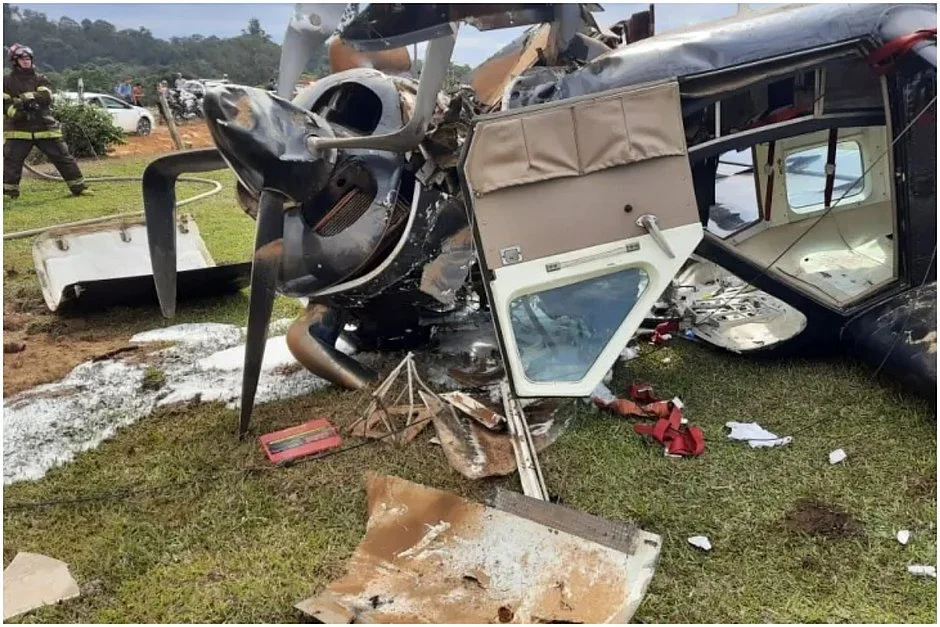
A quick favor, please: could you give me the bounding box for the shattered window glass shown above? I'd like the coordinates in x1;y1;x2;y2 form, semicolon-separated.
509;268;649;382
785;141;864;211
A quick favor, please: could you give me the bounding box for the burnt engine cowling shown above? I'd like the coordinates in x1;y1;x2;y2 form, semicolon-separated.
201;72;473;391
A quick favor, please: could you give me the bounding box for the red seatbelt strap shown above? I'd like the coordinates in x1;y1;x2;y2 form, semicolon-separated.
595;382;705;457
763;141;776;221
867;28;937;76
823;128;838;208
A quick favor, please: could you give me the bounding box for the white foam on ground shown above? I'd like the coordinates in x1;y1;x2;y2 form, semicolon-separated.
3;320;329;484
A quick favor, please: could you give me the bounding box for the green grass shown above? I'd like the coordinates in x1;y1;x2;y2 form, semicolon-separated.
3;156;937;623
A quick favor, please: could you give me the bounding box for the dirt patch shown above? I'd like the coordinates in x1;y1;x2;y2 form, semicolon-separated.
2;300;131;397
908;473;937;499
783;498;864;539
108;121;215;158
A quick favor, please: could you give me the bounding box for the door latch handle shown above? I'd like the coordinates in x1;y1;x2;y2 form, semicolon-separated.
636;214;675;259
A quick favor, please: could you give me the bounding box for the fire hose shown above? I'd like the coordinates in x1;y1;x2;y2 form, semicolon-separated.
3;162;224;241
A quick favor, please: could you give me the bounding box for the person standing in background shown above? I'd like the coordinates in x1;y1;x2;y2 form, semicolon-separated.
131;82;143;106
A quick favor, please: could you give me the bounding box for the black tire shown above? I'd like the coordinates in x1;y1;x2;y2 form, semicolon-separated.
136;117;152;136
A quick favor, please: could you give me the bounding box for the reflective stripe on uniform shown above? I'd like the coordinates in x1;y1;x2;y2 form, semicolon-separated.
3;130;63;139
36;86;51;93
2;92;11;101
65;178;85;186
3;183;20;191
5;105;16;118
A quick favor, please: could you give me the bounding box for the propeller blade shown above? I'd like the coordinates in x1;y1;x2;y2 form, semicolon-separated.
238;189;287;438
278;3;348;100
142;148;227;318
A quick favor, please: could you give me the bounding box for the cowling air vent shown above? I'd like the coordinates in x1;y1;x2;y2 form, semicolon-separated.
315;189;375;236
302;159;378;236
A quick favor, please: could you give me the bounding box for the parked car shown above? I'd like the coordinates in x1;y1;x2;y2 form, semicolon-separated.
57;91;156;136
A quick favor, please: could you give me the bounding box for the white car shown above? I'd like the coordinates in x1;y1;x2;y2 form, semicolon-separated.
58;91;156;136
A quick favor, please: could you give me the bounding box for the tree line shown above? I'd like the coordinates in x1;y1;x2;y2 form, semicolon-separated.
3;6;473;103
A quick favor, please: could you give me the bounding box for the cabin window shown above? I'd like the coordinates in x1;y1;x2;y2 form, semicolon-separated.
706;149;761;238
784;140;865;212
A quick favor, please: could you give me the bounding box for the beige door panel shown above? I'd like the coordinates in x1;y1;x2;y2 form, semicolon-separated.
464;80;695;269
471;155;697;269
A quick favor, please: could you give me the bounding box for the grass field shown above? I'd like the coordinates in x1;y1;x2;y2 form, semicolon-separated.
2;155;937;623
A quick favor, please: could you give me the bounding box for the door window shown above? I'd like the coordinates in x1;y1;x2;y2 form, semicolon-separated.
509;268;650;382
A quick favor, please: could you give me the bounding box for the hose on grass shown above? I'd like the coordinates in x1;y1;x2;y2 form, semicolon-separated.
3;162;224;241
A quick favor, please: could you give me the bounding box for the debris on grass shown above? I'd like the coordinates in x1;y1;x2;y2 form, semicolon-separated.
259;418;342;465
907;564;936;578
725;421;792;448
348;352;435;444
595;383;705;457
783;499;863;539
2;552;81;620
441;390;505;429
688;535;712;551
896;530;912;545
294;474;661;624
829;448;848;465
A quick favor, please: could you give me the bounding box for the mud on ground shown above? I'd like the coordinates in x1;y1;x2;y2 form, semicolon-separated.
783;498;864;539
2;295;133;396
109;120;215;158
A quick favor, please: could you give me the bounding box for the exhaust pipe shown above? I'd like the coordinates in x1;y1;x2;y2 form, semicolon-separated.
286;302;379;390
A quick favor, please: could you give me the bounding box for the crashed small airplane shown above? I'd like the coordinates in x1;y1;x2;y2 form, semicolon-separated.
141;3;936;436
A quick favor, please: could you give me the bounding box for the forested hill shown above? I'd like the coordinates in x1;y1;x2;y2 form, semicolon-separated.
3;5;474;101
2;5;326;96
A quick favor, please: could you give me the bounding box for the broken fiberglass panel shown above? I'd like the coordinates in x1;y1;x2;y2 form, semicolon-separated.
509;268;649;382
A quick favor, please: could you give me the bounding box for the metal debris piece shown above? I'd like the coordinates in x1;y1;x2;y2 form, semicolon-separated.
829;448;847;465
446;365;505;388
440;391;504;429
500;379;549;500
428;392;569;480
294;474;661;624
349;352;436;444
3;552;81;620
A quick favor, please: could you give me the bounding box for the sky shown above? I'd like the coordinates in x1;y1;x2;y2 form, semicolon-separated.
13;2;753;66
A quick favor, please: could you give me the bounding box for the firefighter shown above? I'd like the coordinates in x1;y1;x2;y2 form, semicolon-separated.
3;43;92;199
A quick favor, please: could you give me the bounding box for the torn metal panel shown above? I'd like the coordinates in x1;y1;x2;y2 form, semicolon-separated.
672;257;807;353
3;552;81;620
294;474;661;624
418;226;474;308
428;392;568;480
32;215;249;312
